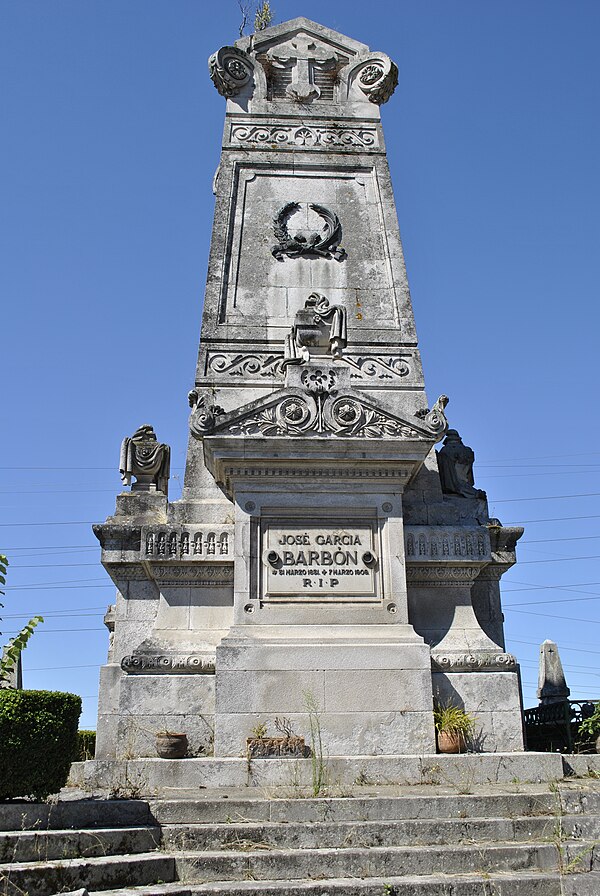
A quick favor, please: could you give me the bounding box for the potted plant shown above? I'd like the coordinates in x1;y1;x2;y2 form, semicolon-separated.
578;702;600;753
433;701;477;754
155;728;188;759
246;717;307;758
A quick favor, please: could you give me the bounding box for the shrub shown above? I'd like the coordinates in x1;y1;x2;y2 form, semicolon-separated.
76;729;96;761
0;690;82;800
579;702;600;742
433;700;477;735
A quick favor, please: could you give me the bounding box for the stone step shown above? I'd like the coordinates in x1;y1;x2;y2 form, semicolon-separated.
0;825;161;863
0;850;176;896
150;788;591;825
169;840;584;882
87;869;600;896
160;813;599;851
0;799;151;833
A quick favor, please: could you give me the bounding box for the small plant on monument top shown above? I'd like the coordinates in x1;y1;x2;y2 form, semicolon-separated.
250;720;268;738
0;554;44;685
254;1;273;32
274;716;295;738
237;1;273;38
433;700;477;737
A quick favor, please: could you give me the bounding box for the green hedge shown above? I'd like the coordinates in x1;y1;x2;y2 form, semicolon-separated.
0;690;82;801
76;729;96;761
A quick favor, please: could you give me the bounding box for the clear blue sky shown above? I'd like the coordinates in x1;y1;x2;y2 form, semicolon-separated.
1;1;599;729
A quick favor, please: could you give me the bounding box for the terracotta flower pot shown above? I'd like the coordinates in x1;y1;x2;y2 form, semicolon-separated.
155;732;188;759
246;735;307;758
436;730;467;754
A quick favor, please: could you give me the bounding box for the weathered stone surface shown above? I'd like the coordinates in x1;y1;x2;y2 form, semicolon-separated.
91;16;525;762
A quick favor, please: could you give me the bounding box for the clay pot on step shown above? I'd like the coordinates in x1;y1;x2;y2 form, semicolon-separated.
155;732;188;759
436;730;467;754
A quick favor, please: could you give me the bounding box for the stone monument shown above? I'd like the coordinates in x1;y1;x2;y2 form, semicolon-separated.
93;18;525;759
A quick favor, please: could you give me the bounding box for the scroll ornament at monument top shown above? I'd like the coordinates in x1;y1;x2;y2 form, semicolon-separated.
209;46;254;98
209;32;398;106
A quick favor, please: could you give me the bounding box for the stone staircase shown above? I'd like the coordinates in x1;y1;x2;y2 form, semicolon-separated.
1;783;599;895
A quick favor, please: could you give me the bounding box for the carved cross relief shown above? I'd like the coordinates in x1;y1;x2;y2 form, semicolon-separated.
266;34;344;102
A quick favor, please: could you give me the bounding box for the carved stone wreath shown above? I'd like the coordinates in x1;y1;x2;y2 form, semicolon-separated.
272;202;347;261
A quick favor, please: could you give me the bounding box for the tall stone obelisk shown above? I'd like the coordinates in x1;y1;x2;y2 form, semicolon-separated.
93;18;524;760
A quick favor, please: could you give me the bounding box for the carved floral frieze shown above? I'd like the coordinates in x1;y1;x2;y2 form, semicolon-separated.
345;355;411;380
121;655;216;674
431;652;517;672
150;565;233;586
204;352;412;383
405;566;482;585
229;123;379;149
206;352;286;379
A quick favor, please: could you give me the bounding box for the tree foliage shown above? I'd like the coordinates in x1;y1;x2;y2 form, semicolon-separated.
0;554;44;685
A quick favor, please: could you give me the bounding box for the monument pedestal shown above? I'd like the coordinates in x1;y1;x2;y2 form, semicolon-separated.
215;625;435;756
203;419;443;758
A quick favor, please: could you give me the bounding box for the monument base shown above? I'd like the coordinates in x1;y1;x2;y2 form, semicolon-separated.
432;670;525;752
214;624;435;757
67;751;597;796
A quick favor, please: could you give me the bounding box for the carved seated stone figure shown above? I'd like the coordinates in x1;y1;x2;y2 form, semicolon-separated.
283;293;347;366
119;424;170;496
436;428;486;499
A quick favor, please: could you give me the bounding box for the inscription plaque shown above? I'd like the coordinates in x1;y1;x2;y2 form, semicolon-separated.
262;523;377;599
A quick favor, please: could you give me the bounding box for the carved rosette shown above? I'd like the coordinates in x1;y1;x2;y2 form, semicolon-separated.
208;46;254;98
354;54;398;105
431;652;517;673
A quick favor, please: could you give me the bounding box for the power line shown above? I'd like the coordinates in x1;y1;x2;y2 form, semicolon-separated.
495;492;600;504
2;609;105;619
0;521;97;527
4;577;107;589
505;595;600;607
507;639;599;655
507;515;600;524
10;563;100;570
5;584;109;591
25;664;101;671
521;535;600;545
506;608;600;624
519;554;600;565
